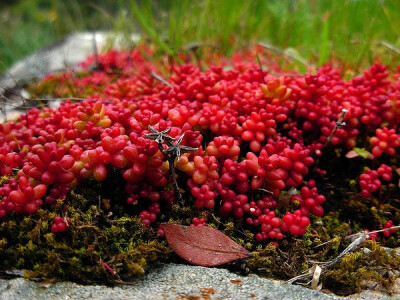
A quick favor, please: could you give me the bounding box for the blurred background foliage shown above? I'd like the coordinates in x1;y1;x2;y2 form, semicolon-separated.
0;0;399;73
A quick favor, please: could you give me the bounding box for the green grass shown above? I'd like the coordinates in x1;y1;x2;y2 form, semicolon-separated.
131;0;400;68
0;0;126;73
1;0;400;74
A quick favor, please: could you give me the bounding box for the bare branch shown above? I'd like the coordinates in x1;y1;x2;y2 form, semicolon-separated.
288;231;369;285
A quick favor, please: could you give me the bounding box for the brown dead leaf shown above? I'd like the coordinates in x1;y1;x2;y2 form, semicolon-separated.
161;224;251;267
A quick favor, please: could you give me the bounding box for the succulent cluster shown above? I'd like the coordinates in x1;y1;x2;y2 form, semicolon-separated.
0;47;399;247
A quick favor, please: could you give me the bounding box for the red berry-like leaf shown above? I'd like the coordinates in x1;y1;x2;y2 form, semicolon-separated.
161;223;251;266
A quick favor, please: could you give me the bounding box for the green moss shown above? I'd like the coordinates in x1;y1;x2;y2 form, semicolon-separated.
170;204;195;221
0;238;7;250
0;181;173;284
322;241;400;295
247;244;292;278
0;176;10;185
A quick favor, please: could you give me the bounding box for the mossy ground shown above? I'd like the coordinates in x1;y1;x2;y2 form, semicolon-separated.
0;168;399;295
0;175;172;284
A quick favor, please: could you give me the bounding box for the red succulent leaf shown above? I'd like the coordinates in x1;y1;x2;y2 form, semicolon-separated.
161;223;251;267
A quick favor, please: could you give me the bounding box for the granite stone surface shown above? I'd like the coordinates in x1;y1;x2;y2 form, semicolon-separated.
0;263;396;300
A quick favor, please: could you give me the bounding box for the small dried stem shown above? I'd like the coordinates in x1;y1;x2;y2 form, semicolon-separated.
256;53;266;84
258;188;273;194
144;126;197;206
0;93;113;107
168;157;184;206
151;72;173;88
64;64;82;97
0;85;24;99
323;108;348;148
287;226;400;287
102;262;117;276
156;142;165;154
379;40;400;55
346;225;400;239
288;232;367;284
30;97;113;103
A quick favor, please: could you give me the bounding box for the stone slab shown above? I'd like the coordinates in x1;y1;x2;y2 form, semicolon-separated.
0;263;395;300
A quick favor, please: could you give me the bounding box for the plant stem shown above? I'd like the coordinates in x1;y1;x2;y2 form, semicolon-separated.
323;108;348;148
150;72;173;88
168;157;184;206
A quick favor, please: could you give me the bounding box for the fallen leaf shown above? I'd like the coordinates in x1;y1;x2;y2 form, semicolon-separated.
161;224;251;266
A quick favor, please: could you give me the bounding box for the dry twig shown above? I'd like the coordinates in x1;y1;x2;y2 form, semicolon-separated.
379;41;400;55
288;225;400;287
150;72;173;88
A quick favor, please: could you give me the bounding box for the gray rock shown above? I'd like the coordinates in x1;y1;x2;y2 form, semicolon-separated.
0;31;140;91
0;263;394;300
